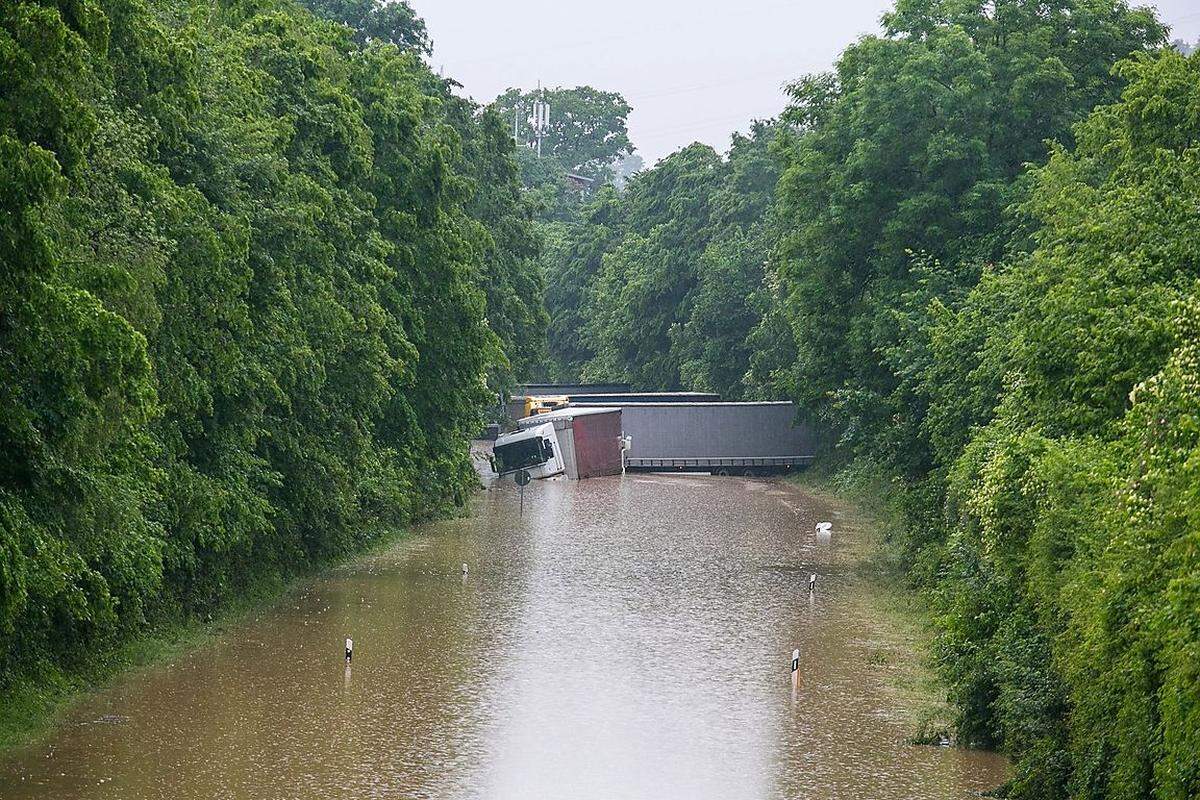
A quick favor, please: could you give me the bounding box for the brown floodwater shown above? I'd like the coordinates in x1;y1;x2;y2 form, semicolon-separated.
0;471;1007;799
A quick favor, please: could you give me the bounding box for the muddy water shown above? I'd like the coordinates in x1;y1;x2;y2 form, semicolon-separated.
0;473;1007;799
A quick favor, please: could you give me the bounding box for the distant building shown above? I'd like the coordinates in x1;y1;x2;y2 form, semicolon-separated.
612;152;644;191
564;173;595;192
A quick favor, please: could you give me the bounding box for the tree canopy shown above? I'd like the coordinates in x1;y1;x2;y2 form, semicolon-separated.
1;0;543;693
490;85;634;223
771;0;1164;463
541;122;780;396
493;85;634;181
299;0;430;51
921;49;1200;798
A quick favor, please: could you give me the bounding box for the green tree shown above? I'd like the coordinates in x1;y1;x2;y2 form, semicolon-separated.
926;48;1200;798
298;0;429;51
543;187;624;378
673;229;767;398
0;0;544;707
439;92;550;389
674;123;782;398
546;123;786;394
493;85;634;181
773;0;1165;465
491;85;634;223
1;0;164;666
581;143;724;387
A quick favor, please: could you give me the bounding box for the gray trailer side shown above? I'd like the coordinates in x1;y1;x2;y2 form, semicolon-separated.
569;401;816;475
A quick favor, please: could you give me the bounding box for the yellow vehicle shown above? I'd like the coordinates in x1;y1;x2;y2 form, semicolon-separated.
523;394;570;417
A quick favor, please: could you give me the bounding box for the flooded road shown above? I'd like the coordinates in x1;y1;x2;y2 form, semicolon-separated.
0;473;1007;799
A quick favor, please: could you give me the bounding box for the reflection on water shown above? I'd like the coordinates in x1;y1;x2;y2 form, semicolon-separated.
0;473;1007;799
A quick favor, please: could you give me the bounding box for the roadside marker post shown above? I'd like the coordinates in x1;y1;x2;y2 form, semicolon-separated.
791;648;800;684
515;469;531;516
809;573;816;594
345;637;353;664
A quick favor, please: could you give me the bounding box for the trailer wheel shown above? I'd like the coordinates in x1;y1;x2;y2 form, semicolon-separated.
714;468;731;476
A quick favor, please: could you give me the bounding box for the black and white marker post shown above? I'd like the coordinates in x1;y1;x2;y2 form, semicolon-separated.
515;468;531;516
791;648;800;685
809;573;816;594
345;637;353;664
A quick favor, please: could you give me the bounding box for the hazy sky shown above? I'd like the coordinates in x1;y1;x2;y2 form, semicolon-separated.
414;0;1200;164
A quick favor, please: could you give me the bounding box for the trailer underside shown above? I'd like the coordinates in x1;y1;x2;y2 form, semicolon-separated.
624;456;814;476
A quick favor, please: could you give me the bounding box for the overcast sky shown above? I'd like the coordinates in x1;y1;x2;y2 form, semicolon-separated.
414;0;1200;165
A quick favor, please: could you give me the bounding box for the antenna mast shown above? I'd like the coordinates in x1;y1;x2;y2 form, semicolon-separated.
531;81;550;158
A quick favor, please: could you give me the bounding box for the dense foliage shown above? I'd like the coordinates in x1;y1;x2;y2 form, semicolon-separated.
544;122;780;396
491;85;634;222
492;85;633;182
299;0;429;50
544;0;1200;796
774;0;1164;466
922;50;1200;798
0;0;544;689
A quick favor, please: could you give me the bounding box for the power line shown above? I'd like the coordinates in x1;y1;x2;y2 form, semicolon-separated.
623;66;798;103
633;110;779;142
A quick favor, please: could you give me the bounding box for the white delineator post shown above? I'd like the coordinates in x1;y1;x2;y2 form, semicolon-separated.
345;637;353;664
809;573;816;594
791;648;800;684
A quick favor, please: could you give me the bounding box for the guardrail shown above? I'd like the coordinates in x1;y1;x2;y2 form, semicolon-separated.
625;456;815;469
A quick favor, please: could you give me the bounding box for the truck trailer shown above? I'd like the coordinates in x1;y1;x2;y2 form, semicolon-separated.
515;407;623;479
509;383;631;420
521;391;719;418
567;401;815;475
560;392;719;405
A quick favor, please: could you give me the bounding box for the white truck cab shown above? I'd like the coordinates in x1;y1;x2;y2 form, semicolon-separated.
490;423;564;479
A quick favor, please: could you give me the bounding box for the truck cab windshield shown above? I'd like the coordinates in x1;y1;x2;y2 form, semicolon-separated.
493;437;552;474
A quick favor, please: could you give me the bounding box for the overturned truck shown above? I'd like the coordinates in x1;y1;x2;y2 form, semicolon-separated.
498;407;625;480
